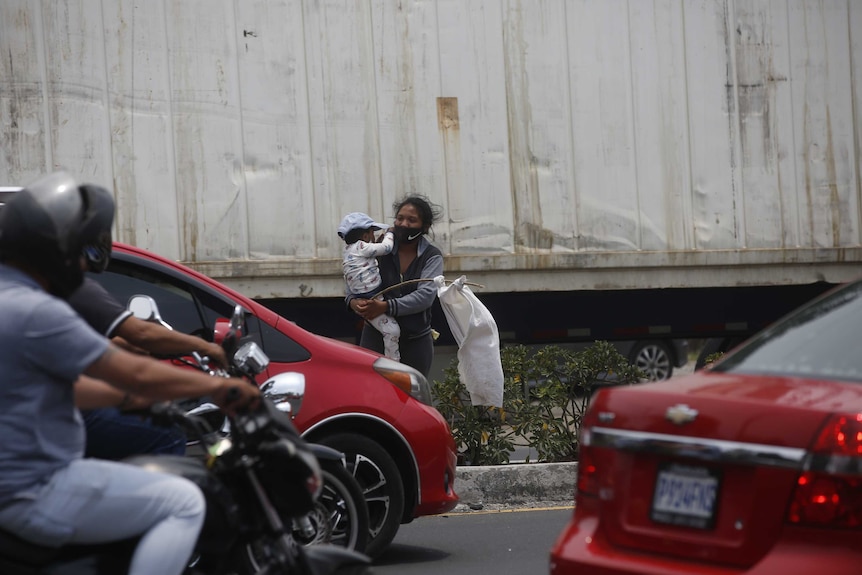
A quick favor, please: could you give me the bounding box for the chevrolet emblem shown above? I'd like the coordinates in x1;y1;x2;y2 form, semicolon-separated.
665;404;698;425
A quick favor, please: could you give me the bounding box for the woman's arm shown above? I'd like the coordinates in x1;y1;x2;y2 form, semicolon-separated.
364;247;443;319
387;253;442;316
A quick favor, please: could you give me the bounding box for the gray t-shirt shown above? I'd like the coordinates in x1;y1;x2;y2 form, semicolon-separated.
0;265;109;504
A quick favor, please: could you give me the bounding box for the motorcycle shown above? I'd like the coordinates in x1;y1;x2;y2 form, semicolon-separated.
0;303;372;575
146;298;370;555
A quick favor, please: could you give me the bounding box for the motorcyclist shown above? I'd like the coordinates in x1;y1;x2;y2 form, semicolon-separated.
0;171;260;575
67;184;229;459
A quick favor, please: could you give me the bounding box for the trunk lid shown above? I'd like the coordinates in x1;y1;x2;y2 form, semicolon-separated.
583;371;862;567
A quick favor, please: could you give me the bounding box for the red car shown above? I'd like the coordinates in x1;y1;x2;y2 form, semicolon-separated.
96;242;458;558
550;277;862;574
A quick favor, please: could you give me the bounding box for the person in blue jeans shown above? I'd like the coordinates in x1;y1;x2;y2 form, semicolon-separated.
0;171;259;575
64;184;229;459
70;275;229;458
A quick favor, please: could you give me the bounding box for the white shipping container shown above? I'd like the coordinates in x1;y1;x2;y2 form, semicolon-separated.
1;0;860;298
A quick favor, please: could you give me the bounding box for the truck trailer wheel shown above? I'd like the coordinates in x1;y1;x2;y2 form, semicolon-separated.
629;341;674;381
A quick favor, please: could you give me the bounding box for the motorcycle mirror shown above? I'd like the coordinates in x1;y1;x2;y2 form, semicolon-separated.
128;295;173;330
260;372;305;416
213;305;247;363
228;304;244;335
213;318;231;346
214;305;245;346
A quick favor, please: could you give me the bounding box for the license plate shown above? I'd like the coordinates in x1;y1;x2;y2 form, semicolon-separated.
650;463;720;529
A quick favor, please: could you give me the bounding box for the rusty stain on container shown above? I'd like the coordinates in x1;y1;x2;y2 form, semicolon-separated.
522;222;554;251
732;8;779;167
803;102;814;244
824;106;841;247
438;97;463;247
437;97;459;130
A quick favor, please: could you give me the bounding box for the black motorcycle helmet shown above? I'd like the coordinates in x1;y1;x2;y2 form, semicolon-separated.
0;171;114;298
79;184;116;273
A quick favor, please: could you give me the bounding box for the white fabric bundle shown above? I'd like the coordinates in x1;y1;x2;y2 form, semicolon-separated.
435;275;503;407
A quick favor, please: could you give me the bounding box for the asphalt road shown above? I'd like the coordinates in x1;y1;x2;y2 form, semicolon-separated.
372;506;572;575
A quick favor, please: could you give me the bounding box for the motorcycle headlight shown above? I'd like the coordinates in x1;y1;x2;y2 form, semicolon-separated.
206;437;233;468
373;357;433;405
233;341;270;375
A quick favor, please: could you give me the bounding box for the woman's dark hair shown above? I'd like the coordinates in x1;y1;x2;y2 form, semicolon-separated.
392;195;442;232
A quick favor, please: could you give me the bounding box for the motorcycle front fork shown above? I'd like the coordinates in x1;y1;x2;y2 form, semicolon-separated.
244;466;312;574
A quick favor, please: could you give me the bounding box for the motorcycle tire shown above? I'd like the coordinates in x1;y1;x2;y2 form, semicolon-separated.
294;460;370;553
318;433;405;559
235;534;311;575
238;537;373;575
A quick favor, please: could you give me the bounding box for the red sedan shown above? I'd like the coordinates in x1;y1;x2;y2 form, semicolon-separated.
550;277;862;574
97;242;458;558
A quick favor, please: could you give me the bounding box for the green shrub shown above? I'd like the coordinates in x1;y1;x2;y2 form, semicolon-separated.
432;342;645;465
431;348;525;466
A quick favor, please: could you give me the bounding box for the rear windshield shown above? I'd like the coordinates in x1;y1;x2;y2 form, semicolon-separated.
712;279;862;382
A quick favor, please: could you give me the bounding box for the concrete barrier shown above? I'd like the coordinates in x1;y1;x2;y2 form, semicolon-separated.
453;462;578;510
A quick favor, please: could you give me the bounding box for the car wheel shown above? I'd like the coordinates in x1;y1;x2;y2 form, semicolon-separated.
318;433;405;559
630;341;673;381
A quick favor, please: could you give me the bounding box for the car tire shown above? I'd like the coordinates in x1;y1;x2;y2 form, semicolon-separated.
629;340;674;381
318;433;405;559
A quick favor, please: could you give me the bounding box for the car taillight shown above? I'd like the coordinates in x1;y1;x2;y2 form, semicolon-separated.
576;428;599;497
811;413;862;455
786;414;862;528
